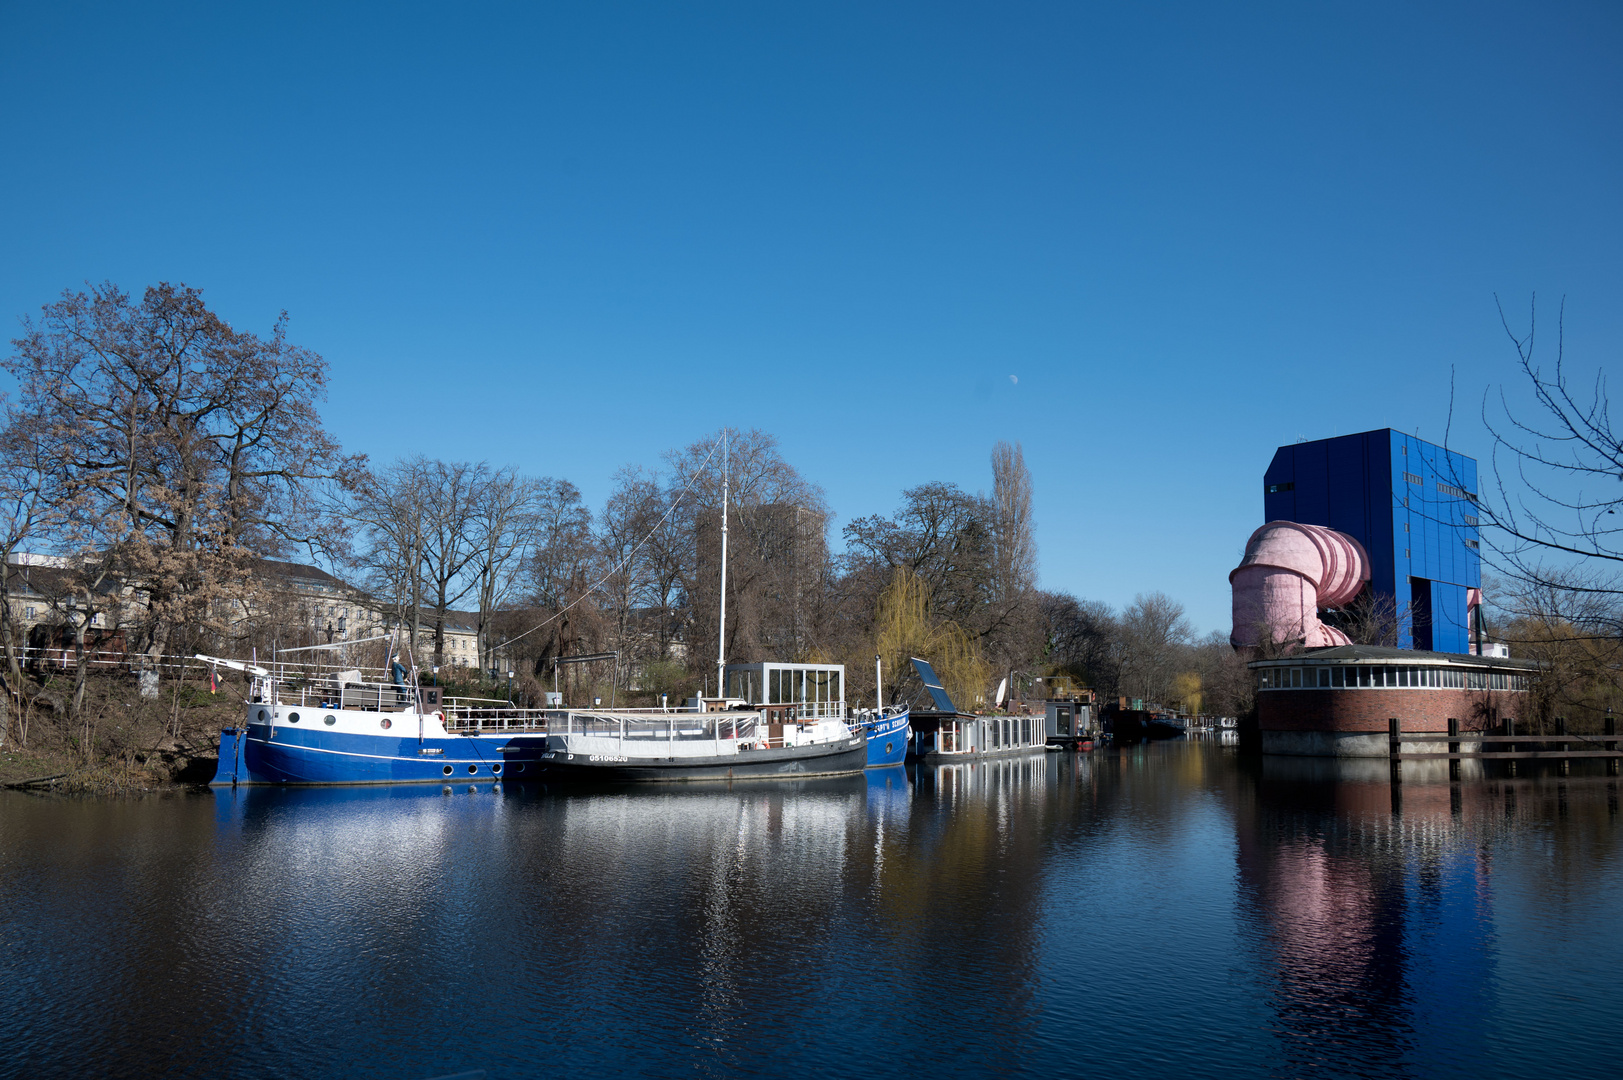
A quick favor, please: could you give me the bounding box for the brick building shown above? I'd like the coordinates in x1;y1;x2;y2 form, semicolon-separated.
1251;644;1535;756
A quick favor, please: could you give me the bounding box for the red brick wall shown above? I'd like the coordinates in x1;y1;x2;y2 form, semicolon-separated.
1257;688;1525;733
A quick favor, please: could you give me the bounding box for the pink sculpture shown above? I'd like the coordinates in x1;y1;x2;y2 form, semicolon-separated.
1230;521;1370;650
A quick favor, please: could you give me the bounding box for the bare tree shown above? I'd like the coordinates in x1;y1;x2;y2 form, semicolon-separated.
1037;591;1122;698
4;282;358;667
1116;592;1192;706
351;458;430;654
528;478;595;609
0;406;66;723
990;440;1037;601
469;467;541;674
844;476;1035;669
1476;296;1623;597
1325;589;1415;647
598;466;661;687
665;429;827;672
418;460;486;667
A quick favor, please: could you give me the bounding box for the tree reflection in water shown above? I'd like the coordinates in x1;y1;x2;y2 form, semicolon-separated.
1;747;1619;1078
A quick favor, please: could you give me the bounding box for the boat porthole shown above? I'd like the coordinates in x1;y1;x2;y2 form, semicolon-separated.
514;763;525;773
442;765;454;776
257;709;267;723
467;764;478;775
288;712;300;724
379;718;391;730
491;764;502;775
323;714;336;726
885;742;894;755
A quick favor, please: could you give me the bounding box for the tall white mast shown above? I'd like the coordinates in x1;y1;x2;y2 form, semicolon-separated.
716;429;729;700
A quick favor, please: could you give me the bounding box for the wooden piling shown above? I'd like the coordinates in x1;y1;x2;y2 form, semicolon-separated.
1608;711;1618;777
1447;717;1460;782
1388;717;1402;784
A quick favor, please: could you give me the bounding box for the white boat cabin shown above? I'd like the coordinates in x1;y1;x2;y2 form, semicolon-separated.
724;662;846;720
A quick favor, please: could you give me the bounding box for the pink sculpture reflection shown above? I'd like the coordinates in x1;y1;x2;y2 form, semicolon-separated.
1230;521;1371;649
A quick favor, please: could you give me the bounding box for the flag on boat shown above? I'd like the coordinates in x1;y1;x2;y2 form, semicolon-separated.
208;662;219;693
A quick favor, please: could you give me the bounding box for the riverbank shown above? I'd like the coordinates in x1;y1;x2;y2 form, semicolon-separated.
2;671;236;793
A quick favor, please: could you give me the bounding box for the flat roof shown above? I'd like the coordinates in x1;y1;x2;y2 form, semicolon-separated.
1249;644;1537;670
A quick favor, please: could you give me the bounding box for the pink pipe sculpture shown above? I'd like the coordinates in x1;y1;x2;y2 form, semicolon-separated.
1229;521;1371;650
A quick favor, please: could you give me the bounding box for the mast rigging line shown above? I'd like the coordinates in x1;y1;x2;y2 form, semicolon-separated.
492;431;728;655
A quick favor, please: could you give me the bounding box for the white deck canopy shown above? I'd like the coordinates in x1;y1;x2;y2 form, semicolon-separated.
724;662;845;719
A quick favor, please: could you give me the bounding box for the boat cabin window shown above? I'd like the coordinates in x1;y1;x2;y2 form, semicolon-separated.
723;662;846;718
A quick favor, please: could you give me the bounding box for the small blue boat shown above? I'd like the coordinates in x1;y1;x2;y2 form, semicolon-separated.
857;708;911;767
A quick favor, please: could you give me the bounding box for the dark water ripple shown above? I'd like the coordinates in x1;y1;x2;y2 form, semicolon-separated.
2;746;1619;1078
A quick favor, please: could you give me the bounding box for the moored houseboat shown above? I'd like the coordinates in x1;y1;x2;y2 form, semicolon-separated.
906;658;1052;763
722;660;911;768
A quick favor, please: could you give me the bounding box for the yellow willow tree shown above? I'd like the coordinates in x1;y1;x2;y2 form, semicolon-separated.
1170;671;1203;715
875;567;991;712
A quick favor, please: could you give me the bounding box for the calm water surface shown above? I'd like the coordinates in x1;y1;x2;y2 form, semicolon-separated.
2;742;1619;1079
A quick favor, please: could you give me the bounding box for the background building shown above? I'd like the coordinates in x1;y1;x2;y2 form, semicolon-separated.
1263;429;1481;653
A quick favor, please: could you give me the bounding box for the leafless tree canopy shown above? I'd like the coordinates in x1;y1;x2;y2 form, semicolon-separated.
1471;298;1623;728
1;281;358;717
1;282;1242;725
1479;296;1623;596
991;440;1037;602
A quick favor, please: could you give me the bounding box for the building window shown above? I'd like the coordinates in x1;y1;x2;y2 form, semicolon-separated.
1464;515;1479;526
25;606;35;619
1464;540;1479;550
1437;482;1476;500
1266;482;1294;494
1405;549;1411;559
1403;471;1423;485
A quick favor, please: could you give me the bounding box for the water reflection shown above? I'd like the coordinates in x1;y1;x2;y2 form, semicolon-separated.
1235;755;1621;1077
1;747;1619;1078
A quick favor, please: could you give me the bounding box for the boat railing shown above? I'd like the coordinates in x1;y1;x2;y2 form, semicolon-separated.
442;707;552;733
849;704;910;723
545;709;848;752
257;678;416;713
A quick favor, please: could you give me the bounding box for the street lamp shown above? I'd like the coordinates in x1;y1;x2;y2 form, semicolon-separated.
507;670;515;703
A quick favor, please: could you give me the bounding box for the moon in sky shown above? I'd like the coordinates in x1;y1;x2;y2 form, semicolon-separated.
1009;375;1018;385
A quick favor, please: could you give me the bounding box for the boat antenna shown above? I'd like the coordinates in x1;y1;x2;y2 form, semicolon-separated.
716;427;729;700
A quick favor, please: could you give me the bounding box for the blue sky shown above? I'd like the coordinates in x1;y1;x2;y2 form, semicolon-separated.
3;1;1620;635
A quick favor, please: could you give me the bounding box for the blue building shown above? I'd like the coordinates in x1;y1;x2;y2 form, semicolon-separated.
1263;429;1481;653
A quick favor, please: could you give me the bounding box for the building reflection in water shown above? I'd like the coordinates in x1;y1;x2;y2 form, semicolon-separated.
9;745;1623;1077
1234;755;1507;1072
